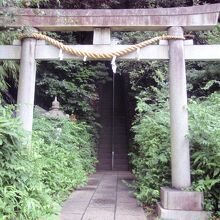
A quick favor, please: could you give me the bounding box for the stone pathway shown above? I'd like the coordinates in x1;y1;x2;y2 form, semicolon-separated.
60;171;147;220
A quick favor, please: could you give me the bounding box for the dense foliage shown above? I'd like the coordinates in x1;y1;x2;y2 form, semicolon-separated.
36;60;109;124
0;106;96;219
116;26;220;217
130;96;171;205
0;31;20;104
131;92;220;216
189;93;220;214
122;25;220;218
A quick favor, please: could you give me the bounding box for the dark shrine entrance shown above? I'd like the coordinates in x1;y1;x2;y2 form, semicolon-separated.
97;74;129;171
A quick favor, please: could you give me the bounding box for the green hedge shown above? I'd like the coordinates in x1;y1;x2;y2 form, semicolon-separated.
131;92;220;216
0;106;96;219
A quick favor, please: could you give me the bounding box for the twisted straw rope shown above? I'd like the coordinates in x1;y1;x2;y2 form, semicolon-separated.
20;33;185;60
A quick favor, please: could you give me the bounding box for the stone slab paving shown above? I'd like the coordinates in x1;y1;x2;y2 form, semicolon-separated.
60;171;147;220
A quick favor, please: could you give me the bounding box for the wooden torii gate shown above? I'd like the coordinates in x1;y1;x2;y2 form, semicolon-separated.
1;4;220;219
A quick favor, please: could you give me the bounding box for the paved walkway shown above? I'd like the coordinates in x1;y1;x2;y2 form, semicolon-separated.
60;171;147;220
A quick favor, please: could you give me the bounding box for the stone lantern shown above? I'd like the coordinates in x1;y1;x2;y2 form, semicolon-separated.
45;97;68;118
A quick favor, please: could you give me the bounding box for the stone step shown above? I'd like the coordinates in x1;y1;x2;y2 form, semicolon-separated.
97;163;129;171
114;133;127;137
98;145;112;149
114;132;127;136
99;132;127;137
98;149;112;154
114;159;129;165
114;149;128;155
113;143;128;147
100;115;112;118
100;126;126;129
98;145;111;149
98;136;112;140
98;153;112;158
98;149;112;152
114;118;126;121
114;154;129;159
99;130;126;134
96;164;112;170
99;132;127;136
98;143;112;148
98;153;128;160
114;145;128;149
98;157;112;162
113;164;129;171
113;137;127;141
98;140;112;145
99;120;113;123
98;142;112;146
114;150;128;154
113;142;128;147
98;156;128;161
114;146;128;150
97;158;111;164
99;133;112;137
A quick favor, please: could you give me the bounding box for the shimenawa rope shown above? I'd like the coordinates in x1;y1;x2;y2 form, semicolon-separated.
20;32;187;60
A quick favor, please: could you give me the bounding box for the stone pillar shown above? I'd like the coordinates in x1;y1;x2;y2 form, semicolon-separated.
157;27;207;220
17;28;38;133
168;26;191;188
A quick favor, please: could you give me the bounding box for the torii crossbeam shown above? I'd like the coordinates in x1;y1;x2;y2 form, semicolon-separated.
0;4;220;220
0;4;220;31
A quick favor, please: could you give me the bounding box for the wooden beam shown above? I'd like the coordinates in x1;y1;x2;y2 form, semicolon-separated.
1;44;220;61
0;4;220;31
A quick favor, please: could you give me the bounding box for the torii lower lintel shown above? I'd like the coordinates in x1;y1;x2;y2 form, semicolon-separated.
1;43;220;61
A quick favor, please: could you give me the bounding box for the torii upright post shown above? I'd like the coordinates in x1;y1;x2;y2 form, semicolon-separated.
17;28;38;138
168;26;191;188
157;27;207;219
